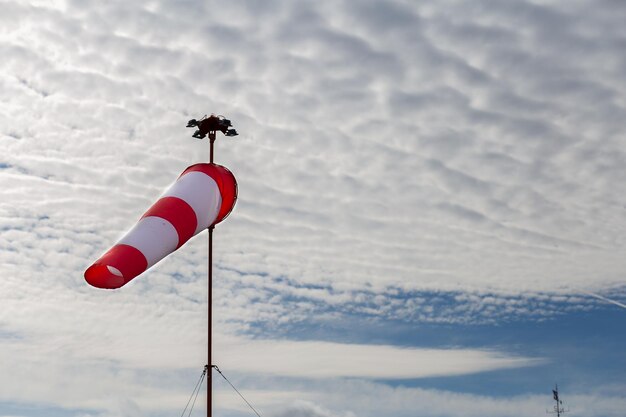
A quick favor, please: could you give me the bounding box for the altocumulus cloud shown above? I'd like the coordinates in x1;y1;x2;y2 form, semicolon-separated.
1;0;626;416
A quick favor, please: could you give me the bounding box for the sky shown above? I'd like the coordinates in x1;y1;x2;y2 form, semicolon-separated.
1;0;625;416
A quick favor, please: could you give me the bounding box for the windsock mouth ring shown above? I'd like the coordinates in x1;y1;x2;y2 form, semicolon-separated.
181;163;238;225
84;264;126;289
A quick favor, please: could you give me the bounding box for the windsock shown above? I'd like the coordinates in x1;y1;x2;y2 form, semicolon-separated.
85;163;237;289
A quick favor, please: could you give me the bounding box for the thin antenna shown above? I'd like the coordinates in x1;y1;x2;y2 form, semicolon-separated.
186;114;238;417
546;384;569;417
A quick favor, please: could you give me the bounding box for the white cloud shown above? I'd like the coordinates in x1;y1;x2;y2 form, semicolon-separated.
215;336;541;379
2;0;626;324
214;379;626;417
0;264;540;415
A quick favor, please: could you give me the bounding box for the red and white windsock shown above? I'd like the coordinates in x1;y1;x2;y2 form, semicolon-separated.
85;163;237;289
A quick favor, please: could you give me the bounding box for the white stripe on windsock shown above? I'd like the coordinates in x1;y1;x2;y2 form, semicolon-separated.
118;216;179;268
162;171;222;234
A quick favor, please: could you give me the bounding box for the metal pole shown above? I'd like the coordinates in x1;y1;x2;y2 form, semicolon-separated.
208;130;216;417
207;225;213;417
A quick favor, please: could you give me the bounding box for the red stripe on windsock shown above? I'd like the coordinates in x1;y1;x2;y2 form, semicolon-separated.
141;196;197;248
85;244;148;289
182;163;238;225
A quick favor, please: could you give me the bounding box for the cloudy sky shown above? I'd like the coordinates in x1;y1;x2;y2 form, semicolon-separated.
1;0;626;416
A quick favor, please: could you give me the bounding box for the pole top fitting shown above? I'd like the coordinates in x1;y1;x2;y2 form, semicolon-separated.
186;114;238;139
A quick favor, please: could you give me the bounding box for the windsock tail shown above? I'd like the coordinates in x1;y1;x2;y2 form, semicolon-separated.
85;244;148;289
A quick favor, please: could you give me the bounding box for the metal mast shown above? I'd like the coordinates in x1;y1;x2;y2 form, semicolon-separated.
208;129;215;417
186;114;237;417
547;384;569;417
